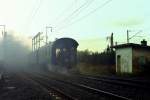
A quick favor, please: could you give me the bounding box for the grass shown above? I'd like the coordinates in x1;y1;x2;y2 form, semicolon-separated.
76;63;115;76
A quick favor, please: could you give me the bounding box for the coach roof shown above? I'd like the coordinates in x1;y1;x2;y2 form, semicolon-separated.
52;38;79;48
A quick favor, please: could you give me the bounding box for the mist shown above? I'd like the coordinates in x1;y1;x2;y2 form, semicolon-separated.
0;31;31;71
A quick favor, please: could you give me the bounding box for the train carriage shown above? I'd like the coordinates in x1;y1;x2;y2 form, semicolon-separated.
30;37;79;71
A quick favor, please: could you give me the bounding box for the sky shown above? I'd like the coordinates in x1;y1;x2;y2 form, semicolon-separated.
0;0;150;52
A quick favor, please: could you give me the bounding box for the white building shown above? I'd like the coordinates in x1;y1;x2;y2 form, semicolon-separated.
113;40;150;74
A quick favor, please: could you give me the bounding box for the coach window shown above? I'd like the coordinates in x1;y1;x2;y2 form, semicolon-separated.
71;47;74;50
63;48;66;52
56;49;60;57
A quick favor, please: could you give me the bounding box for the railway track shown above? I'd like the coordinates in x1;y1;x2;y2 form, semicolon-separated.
72;74;150;99
70;75;150;99
37;71;150;100
74;74;150;90
23;72;130;100
78;74;150;86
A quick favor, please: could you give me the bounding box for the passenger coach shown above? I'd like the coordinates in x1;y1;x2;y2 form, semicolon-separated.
30;37;79;71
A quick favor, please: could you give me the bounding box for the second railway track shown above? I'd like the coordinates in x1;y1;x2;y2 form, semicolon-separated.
32;71;150;100
23;71;130;100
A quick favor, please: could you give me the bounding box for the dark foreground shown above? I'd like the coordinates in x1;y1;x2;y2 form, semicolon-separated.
1;70;150;100
0;72;51;100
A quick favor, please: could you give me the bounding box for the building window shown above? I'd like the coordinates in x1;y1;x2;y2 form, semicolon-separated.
117;55;121;72
139;56;146;67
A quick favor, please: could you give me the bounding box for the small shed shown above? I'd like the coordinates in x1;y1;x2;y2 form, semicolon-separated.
113;40;150;74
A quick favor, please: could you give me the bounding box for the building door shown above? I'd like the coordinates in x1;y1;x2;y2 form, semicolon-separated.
117;55;121;73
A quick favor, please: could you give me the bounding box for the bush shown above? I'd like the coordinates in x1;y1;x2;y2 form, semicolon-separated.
77;49;115;65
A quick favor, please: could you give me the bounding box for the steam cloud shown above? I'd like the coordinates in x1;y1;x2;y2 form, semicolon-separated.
0;31;31;71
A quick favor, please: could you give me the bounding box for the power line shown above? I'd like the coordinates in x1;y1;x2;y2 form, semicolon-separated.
56;0;94;27
129;30;142;40
30;0;43;23
50;0;77;26
55;0;113;32
25;0;43;33
54;0;94;28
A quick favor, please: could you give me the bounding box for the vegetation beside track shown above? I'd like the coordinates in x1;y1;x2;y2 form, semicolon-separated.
77;63;115;76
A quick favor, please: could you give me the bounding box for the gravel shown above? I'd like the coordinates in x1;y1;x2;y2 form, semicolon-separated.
0;73;52;100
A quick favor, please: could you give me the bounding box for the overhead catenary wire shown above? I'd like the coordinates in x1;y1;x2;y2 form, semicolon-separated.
54;0;95;28
30;0;43;21
129;30;143;40
25;0;43;33
55;0;113;33
50;0;78;26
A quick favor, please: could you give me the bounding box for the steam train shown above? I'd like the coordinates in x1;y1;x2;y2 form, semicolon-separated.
30;38;79;71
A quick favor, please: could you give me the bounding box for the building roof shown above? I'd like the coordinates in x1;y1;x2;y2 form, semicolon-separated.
112;43;150;50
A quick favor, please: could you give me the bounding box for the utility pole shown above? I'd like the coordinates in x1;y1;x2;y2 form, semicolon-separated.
106;33;114;47
110;33;114;47
106;33;114;52
110;33;114;51
32;39;33;52
32;32;43;64
46;26;52;44
32;32;43;52
0;25;6;66
0;25;5;38
127;30;130;43
126;29;142;44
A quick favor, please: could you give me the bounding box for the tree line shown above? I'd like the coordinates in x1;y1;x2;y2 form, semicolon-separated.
77;48;115;65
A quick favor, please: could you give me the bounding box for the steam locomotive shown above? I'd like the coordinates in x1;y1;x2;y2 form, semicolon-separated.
30;38;79;71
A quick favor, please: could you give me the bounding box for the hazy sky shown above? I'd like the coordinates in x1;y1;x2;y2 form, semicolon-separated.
0;0;150;52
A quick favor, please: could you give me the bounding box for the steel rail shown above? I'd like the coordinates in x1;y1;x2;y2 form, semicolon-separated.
32;72;131;100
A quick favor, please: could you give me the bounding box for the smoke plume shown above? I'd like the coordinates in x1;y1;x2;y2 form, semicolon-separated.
0;31;31;71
